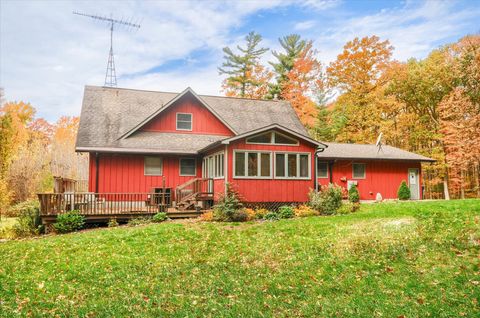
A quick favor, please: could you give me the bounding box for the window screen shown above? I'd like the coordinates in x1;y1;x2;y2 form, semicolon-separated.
275;153;285;177
235;152;245;176
144;157;162;175
180;158;196;176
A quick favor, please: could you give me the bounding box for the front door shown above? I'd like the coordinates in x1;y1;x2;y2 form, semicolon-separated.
408;168;420;200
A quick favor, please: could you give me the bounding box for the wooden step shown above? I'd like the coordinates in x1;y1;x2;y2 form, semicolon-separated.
167;210;203;219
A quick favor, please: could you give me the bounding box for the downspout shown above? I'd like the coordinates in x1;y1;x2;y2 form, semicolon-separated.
224;144;228;195
95;152;100;193
328;160;334;184
314;147;326;191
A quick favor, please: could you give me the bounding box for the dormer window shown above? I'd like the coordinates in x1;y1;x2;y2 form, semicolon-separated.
176;113;192;131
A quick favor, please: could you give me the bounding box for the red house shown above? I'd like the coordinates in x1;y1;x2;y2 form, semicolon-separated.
75;85;433;212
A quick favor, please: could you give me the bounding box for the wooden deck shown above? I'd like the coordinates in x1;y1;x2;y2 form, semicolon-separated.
37;192;210;224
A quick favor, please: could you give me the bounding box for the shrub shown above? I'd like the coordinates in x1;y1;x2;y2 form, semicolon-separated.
108;218;119;227
53;211;85;234
398;181;411;200
127;217;151;226
244;208;257;221
213;183;243;222
11;200;42;237
200;210;214;222
337;202;360;215
264;211;279;221
348;184;360;203
6;200;39;218
308;184;343;215
152;212;168;223
230;210;248;222
278;206;294;219
294;205;319;217
254;208;269;219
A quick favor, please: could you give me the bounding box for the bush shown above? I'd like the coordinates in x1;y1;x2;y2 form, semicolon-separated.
213;183;243;222
200;210;214;222
108;218;119;227
230;210;248;222
398;181;411;200
278;206;294;219
6;200;39;218
348;184;360;203
254;208;269;219
337;202;360;215
308;184;343;215
244;208;257;221
53;211;85;234
152;212;168;223
294;205;319;217
264;211;279;221
11;200;42;237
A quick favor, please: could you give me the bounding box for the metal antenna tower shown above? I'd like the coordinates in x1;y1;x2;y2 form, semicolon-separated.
73;11;141;87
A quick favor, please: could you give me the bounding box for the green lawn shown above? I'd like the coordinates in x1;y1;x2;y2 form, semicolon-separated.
1;200;479;317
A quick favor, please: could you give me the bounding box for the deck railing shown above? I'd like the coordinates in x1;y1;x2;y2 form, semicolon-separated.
37;192;171;216
175;178;214;204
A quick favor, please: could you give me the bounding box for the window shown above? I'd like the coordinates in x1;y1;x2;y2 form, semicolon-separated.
144;156;162;176
176;113;192;131
317;162;328;178
275;152;311;179
234;151;272;178
352;163;366;179
246;131;298;146
179;158;196;176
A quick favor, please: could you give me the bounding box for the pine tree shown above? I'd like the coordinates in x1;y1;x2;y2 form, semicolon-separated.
218;31;269;98
397;181;411;200
268;34;307;99
348;184;360;203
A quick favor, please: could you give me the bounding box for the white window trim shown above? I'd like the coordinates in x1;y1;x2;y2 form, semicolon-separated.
179;158;196;176
144;156;163;176
233;150;273;179
203;151;225;179
176;112;192;131
317;161;329;179
274;151;312;180
245;131;299;146
352;163;366;179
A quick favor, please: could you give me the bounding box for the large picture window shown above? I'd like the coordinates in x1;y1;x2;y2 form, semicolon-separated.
179;158;196;176
234;151;272;178
317;162;328;178
275;152;311;179
144;156;162;176
176;113;192;131
352;163;366;179
246;131;298;146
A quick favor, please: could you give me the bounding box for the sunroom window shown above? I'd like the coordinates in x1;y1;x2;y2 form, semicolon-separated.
246;131;298;145
234;151;272;178
275;153;310;179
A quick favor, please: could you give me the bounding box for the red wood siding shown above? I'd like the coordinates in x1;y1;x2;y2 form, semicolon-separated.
317;160;422;200
88;153;202;195
226;135;317;202
141;95;234;136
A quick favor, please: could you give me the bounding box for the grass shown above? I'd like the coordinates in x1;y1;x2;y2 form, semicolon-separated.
0;200;479;317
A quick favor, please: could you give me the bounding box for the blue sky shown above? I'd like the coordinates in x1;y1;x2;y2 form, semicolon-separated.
1;0;479;121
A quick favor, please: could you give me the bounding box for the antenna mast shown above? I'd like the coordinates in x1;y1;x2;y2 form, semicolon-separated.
73;11;141;87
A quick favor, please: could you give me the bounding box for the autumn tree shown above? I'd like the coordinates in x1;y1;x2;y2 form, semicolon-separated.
269;34;307;99
219;31;270;98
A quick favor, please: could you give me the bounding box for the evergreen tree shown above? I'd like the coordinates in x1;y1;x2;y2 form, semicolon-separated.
348;184;360;203
268;34;307;99
397;181;411;200
218;31;269;98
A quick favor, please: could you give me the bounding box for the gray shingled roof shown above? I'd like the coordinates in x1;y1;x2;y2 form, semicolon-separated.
318;142;435;162
76;86;308;153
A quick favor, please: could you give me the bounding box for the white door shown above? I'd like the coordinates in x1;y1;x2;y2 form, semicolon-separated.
408;168;420;200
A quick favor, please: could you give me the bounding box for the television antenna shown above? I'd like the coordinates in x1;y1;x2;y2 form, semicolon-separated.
73;11;141;87
375;132;383;153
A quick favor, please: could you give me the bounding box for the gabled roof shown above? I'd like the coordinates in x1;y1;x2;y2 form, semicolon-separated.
318;142;435;162
120;87;236;139
76;86;309;153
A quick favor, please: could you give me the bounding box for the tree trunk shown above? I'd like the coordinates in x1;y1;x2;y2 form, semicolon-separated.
460;169;465;199
443;177;450;200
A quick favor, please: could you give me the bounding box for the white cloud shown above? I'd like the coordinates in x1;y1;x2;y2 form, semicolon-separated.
294;20;317;31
